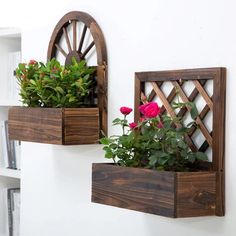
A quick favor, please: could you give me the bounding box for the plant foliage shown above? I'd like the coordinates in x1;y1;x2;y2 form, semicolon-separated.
101;101;208;172
15;58;96;107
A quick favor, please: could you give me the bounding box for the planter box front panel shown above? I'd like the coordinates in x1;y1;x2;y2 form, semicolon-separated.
8;107;99;145
92;163;216;217
64;108;99;145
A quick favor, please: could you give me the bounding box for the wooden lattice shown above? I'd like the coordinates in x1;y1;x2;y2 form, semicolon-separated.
134;68;226;216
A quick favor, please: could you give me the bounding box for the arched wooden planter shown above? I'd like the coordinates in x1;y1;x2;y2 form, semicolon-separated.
92;68;225;218
8;11;107;145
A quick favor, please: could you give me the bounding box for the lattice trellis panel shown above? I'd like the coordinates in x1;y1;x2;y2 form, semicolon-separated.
134;68;226;216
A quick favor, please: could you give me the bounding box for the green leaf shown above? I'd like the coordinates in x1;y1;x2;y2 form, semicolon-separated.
69;97;76;103
55;86;64;94
195;152;208;161
189;103;198;120
187;153;196;163
30;79;36;85
149;155;158;166
100;137;110;145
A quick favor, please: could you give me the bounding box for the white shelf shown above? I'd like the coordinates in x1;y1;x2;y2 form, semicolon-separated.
0;167;21;179
0;27;21;38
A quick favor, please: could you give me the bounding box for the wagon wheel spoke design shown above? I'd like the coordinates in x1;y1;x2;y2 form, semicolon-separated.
47;11;108;136
48;21;96;65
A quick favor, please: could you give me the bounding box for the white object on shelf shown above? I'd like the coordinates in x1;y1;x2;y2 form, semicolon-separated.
0;27;21;236
0;167;21;179
0;28;21;38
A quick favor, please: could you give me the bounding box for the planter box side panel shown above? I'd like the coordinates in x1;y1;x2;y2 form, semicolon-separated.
64;108;99;145
8;107;63;144
92;164;176;217
176;172;217;217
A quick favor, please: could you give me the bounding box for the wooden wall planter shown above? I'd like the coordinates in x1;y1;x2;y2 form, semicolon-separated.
8;107;99;145
8;11;107;145
91;68;226;217
92;163;216;218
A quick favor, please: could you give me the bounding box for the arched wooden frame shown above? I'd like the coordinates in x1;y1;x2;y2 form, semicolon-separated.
47;11;108;136
135;68;226;216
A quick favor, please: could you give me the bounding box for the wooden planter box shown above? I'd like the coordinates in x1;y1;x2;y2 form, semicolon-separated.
92;163;217;218
8;107;99;145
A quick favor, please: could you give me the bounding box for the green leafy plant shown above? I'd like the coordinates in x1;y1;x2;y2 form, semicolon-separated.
101;101;208;172
15;58;96;107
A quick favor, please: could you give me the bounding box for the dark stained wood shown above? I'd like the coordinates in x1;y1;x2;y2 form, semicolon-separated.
81;41;95;59
72;20;77;51
8;107;99;145
78;25;87;53
92;163;176;217
64;108;99;145
55;43;67;57
47;11;108;136
172;81;212;146
212;68;226;216
63;27;72;53
134;67;226;217
92;163;217;217
176;172;216;217
135;68;219;82
193;80;213;110
151;82;197;152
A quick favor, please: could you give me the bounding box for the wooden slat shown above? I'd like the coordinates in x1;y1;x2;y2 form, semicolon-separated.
212;68;226;216
92;163;176;217
63;27;72;53
177;80;207;118
55;43;67;57
78;25;87;53
81;41;95;58
134;75;142;123
193;80;213;110
176;172;216;217
188;104;211;136
151;82;197;152
172;81;212;147
72;20;77;51
8;107;99;145
92;163;217;218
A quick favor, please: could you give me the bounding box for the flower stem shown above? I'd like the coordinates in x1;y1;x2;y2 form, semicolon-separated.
122;115;126;135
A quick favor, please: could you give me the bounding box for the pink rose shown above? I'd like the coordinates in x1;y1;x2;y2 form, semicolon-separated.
120;106;133;115
129;122;138;129
139;102;160;118
140;117;146;122
29;60;37;65
157;121;164;128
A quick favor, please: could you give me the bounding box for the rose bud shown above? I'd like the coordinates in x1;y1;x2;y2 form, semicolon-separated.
120;106;133;115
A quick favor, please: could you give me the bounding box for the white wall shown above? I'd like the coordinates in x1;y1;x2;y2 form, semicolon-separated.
1;0;236;235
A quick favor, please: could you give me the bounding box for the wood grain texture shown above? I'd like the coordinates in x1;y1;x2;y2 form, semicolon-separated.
64;108;99;145
176;172;216;217
92;164;217;218
92;163;176;217
47;11;108;137
8;107;99;145
134;67;226;216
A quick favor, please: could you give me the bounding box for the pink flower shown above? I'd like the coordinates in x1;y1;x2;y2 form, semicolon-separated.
29;60;37;65
157;121;164;128
140;117;146;122
139;102;160;118
120;106;133;115
129;122;138;129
